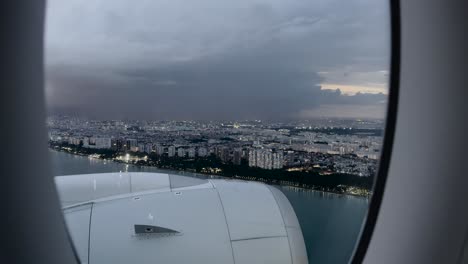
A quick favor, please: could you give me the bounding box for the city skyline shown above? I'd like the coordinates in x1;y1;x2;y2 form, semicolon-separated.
48;116;382;177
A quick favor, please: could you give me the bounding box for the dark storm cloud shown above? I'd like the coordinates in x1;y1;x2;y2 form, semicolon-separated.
47;45;325;120
45;0;390;120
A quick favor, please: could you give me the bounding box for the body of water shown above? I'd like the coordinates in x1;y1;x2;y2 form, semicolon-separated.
50;150;368;264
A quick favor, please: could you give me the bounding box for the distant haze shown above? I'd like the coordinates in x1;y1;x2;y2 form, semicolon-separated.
45;0;390;120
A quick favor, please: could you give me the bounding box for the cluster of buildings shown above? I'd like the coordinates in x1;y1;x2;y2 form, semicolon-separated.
47;116;384;176
248;149;284;170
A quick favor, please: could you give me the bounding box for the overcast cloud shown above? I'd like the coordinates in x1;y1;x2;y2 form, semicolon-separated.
45;0;390;120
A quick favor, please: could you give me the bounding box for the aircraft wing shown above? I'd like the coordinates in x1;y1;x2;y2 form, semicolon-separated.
55;172;308;264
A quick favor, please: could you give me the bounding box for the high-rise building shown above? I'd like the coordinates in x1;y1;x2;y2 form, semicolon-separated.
272;151;284;169
83;137;111;149
233;148;242;165
248;149;257;167
177;148;186;157
221;148;231;163
215;146;231;163
187;148;196;158
126;139;138;151
284;151;295;166
198;147;208;157
138;143;145;153
168;146;176;157
155;145;165;156
68;136;81;146
264;152;272;170
215;146;223;158
144;143;153;154
111;138;125;151
249;149;283;170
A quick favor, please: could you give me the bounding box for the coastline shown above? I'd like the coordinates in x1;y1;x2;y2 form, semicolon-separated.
49;147;371;199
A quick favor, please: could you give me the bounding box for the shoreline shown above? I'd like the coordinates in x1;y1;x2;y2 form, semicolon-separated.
49;148;371;199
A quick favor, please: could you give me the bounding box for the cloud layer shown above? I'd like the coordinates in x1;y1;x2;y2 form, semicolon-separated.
45;0;390;120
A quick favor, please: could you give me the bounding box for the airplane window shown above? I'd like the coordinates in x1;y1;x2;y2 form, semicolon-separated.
45;0;391;263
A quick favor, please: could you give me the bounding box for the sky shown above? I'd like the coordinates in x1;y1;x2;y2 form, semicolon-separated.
45;0;390;121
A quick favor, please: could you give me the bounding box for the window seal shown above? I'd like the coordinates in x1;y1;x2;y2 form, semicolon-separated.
349;0;401;263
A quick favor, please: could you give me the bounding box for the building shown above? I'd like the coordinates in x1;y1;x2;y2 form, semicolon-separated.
83;137;111;149
68;136;81;146
249;149;283;170
272;152;284;169
187;148;196;158
248;149;257;167
49;134;63;143
216;147;231;163
126;139;138;151
233;148;242;165
144;143;153;154
155;145;165;156
111;138;125;151
263;152;272;170
177;148;186;157
284;151;296;166
198;147;208;157
138;143;145;153
130;146;139;152
168;146;176;157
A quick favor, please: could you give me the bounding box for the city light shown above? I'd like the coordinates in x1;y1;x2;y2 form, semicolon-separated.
48;117;382;197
